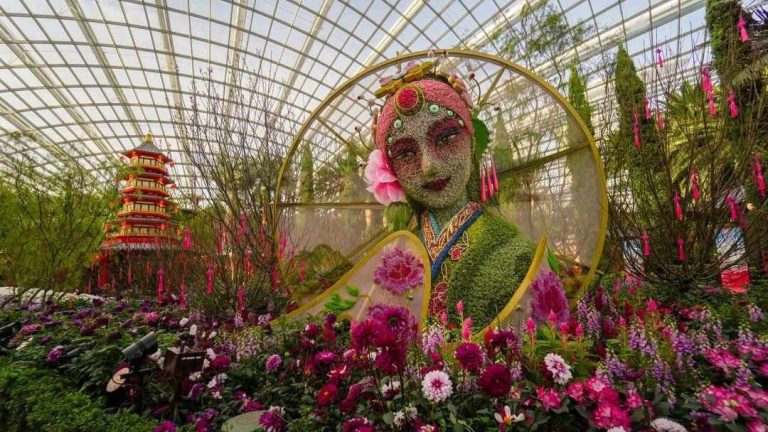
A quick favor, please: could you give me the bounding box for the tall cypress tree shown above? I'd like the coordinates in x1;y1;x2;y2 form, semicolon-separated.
567;65;593;135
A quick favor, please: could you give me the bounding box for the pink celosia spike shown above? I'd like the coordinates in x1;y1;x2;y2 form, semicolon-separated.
673;191;683;221
206;266;214;295
157;267;165;302
691;169;701;201
702;68;712;93
728;88;739;118
461;317;472;341
738;15;749;43
491;158;499;191
182;226;192;250
677;236;686;262
179;282;187;310
755;155;766;198
708;95;717;117
726;194;739;222
486;159;495;197
237;286;246;317
656;108;665;130
656;48;664;68
643;96;652;120
641;231;651;256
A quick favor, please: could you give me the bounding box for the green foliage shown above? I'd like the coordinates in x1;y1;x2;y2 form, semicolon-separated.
471;117;490;156
566;65;593;135
384;201;414;232
706;0;755;86
298;141;314;203
0;360;157;432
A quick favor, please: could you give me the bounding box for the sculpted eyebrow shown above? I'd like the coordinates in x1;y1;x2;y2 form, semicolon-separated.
427;117;461;142
389;137;417;155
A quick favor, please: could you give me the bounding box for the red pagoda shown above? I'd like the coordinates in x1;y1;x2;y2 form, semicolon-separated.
102;133;180;251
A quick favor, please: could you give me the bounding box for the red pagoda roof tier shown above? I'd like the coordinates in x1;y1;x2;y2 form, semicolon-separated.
117;209;171;219
121;194;175;205
102;236;179;251
120;133;173;164
129;163;168;176
114;215;175;225
121;185;170;198
126;171;175;186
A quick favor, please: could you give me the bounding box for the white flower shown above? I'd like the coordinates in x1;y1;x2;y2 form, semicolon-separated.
189;371;202;381
421;370;452;403
607;428;628;432
651;417;688;432
393;411;406;427
209;331;217;339
206;348;216;359
179;317;189;327
418;426;436;432
544;353;573;385
494;405;524;425
189;324;198;336
403;404;418;419
207;372;227;388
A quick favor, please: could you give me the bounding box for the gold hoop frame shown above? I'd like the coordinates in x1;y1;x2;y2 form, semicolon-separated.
274;49;608;303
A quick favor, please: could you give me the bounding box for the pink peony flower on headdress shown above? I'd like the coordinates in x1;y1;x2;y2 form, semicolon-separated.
364;149;406;206
374;247;425;295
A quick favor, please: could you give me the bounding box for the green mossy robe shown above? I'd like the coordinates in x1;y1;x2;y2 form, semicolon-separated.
420;206;534;329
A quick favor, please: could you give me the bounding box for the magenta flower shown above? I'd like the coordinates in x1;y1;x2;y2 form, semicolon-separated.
313;350;336;365
478;363;512;398
374;247;424;295
364;149;406;206
153;420;177;432
342;417;375;432
704;348;742;375
566;381;585;403
455;342;484;372
368;304;418;344
700;385;757;421
536;387;563;411
530;271;569;324
591;400;631;429
351;317;393;350
259;406;286;432
20;323;42;336
241;398;262;413
46;345;65;364
265;354;282;372
585;376;612;402
316;383;338;406
210;355;231;371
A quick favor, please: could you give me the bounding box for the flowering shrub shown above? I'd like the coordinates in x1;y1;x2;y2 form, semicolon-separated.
2;274;768;431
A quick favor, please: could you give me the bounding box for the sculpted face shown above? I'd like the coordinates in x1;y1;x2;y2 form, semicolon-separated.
386;109;472;210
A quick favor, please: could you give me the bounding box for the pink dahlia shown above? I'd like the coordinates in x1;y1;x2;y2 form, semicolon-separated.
530;271;569;324
368;304;418;344
374;247;425;295
259;406;286;432
342;417;375;432
700;385;756;421
592;400;631;429
543;353;572;385
536;387;563;411
478;363;512;398
585;376;612;402
265;354;281;372
351;317;393;350
421;370;453;403
316;382;338;406
566;381;585;403
748;419;768;432
455;342;484;372
364;149;406;205
153;421;176;432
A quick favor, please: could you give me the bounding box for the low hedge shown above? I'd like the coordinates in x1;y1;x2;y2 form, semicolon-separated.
0;359;158;432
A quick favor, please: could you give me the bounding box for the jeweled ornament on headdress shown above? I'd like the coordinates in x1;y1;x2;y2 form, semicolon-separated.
393;85;425;117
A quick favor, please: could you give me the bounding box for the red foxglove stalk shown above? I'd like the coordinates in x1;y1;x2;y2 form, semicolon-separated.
673;191;683;221
656;47;664;68
728;88;739;118
633;108;641;149
206;267;214;295
461;317;472;341
656;107;665;130
677;236;686;262
641;231;651;256
691;169;702;201
726;194;739;222
738;15;749;42
480;161;488;202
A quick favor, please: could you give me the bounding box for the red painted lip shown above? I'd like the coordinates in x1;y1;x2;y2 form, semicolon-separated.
423;177;451;191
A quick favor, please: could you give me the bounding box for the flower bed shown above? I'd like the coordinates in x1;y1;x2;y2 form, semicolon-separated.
1;275;767;431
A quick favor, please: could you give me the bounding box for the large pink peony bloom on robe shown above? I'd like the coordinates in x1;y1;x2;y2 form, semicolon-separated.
364;149;406;206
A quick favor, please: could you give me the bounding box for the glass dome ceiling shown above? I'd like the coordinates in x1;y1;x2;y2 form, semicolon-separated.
0;0;710;197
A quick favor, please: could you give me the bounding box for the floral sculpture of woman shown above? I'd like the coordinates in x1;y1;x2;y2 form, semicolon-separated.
365;62;534;328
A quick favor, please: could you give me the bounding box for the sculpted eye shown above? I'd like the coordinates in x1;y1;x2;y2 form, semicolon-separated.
437;132;459;146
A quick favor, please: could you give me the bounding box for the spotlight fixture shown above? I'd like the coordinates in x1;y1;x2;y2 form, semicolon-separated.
121;332;158;362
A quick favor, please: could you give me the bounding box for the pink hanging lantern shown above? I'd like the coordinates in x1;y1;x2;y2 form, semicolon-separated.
676;236;686;262
206;266;214;295
754;155;766;198
633;108;641;149
641;231;651;256
156;267;165;302
727;88;739;118
673;191;683;221
179;282;187;310
491;157;499;191
738;15;749;43
486;156;495;197
726;194;739;222
182;226;192;250
691;169;701;201
656;48;664;68
480;160;488;202
656;107;665;130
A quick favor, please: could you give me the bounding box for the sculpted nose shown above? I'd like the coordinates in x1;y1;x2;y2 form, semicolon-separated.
421;150;437;177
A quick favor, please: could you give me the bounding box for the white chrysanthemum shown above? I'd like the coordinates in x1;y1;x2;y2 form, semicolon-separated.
189;324;198;336
651;417;688;432
421;370;453;403
544;353;573;385
381;380;401;396
179;317;189;327
393;411;406;427
607;428;627;432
